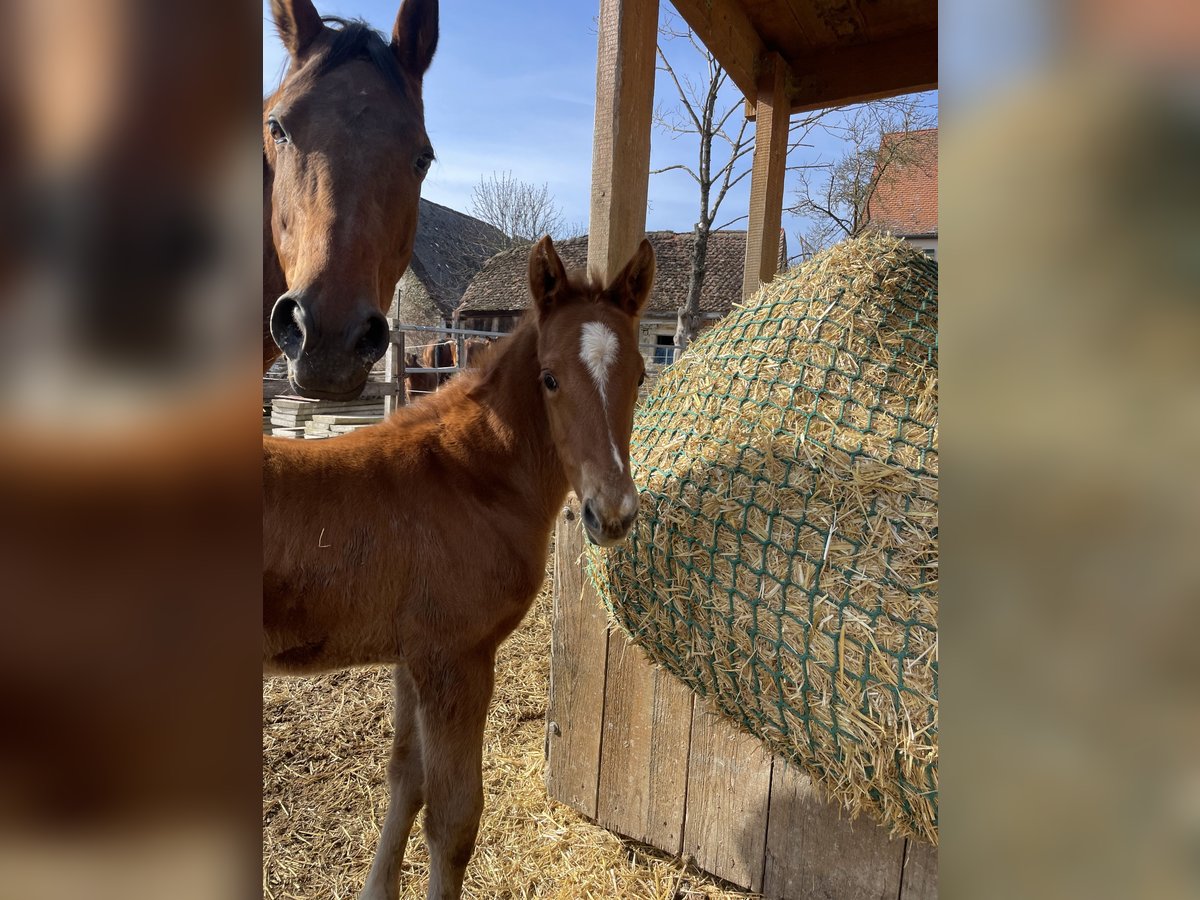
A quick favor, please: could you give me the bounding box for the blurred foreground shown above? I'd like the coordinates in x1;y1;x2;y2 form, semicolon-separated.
0;1;260;897
943;0;1199;898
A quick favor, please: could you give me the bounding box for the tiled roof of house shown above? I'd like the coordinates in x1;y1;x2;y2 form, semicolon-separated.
408;199;508;316
455;230;785;317
866;128;938;237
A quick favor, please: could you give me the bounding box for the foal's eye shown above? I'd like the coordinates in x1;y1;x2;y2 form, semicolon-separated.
267;118;288;145
414;151;434;177
542;372;558;392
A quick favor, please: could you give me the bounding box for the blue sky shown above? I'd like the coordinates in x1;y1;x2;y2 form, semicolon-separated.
263;1;936;250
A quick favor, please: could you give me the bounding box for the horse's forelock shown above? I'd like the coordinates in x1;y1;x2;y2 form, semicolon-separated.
314;18;408;93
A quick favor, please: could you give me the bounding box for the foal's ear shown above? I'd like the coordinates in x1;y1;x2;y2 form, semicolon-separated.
392;0;439;78
607;239;655;317
272;0;324;59
528;236;569;319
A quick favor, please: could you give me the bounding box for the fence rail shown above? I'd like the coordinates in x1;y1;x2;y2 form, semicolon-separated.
265;321;681;415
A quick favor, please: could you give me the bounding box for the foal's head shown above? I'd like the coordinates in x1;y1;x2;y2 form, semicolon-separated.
265;0;437;398
528;237;654;547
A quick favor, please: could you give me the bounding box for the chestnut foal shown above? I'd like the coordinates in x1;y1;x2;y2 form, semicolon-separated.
264;236;654;900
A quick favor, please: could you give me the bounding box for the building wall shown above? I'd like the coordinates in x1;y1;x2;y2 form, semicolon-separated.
390;272;451;366
458;314;519;334
905;236;938;259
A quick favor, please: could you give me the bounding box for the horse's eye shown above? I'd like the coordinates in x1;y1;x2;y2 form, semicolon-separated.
268;118;288;145
415;151;434;177
542;372;558;392
638;372;646;387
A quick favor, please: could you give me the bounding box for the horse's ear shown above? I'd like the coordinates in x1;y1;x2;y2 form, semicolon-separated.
606;239;655;317
272;0;324;59
392;0;438;78
528;236;568;320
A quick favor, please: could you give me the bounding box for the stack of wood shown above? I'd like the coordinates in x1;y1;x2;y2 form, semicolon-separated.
269;396;385;439
302;414;385;439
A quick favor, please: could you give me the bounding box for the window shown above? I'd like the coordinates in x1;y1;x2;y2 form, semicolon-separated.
654;334;676;367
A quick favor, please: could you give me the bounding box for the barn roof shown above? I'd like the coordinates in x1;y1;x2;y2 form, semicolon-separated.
455;230;785;318
407;199;507;316
867;128;938;238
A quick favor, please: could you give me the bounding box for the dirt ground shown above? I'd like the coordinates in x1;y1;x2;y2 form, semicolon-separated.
263;549;759;900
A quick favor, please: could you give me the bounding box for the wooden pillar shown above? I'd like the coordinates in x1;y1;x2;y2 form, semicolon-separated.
742;53;790;300
384;328;405;415
547;0;659;818
587;0;659;282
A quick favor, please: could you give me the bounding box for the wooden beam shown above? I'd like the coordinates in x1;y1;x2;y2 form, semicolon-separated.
545;500;610;817
742;53;789;300
588;0;660;283
682;699;774;892
787;28;938;113
763;762;906;900
596;637;694;854
669;0;766;102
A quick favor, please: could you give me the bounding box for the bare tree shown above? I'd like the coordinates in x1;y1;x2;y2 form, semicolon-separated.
789;95;936;260
470;171;569;248
653;16;825;352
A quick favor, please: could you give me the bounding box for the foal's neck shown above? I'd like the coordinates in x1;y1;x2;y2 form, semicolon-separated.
455;322;569;524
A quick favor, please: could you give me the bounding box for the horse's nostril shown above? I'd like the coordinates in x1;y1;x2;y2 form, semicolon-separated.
270;296;305;360
356;311;389;364
582;499;599;532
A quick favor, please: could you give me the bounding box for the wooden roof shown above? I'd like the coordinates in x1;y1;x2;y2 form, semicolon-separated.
670;0;936;113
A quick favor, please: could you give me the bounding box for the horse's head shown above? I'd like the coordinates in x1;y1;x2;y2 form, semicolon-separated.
528;236;654;547
265;0;437;399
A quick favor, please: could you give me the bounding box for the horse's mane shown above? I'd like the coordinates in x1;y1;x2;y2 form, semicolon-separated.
315;17;408;93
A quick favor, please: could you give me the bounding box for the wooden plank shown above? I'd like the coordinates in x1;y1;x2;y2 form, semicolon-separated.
596;635;694;853
787;28;938;114
670;0;766;102
588;0;659;283
742;53;790;301
762;760;906;900
682;699;774;892
383;330;405;415
545;500;610;818
899;838;938;900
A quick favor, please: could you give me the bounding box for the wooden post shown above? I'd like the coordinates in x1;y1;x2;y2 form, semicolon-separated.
384;330;405;415
587;0;659;282
742;52;790;300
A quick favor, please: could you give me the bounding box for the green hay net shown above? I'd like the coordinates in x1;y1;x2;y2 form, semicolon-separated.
585;233;938;843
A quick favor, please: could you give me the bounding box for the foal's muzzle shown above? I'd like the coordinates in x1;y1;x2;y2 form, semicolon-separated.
269;293;390;400
582;494;639;548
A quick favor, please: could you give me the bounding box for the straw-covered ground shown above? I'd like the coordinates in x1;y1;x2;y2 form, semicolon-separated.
263;544;758;900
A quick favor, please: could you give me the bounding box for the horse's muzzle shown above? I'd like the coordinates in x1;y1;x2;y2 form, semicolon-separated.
270;294;389;400
582;494;639;548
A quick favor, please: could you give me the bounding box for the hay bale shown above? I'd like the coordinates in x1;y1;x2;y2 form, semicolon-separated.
586;233;938;843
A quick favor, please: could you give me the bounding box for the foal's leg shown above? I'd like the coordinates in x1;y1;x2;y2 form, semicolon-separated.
417;654;495;900
360;666;425;900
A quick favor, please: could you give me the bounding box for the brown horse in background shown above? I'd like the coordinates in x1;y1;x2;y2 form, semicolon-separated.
461;336;495;367
264;237;654;899
264;0;438;399
404;339;456;399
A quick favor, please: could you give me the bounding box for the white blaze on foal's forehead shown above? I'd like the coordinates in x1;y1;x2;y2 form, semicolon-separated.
579;320;619;403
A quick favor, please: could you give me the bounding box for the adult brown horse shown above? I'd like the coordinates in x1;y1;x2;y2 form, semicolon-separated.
264;236;654;899
264;0;437;399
